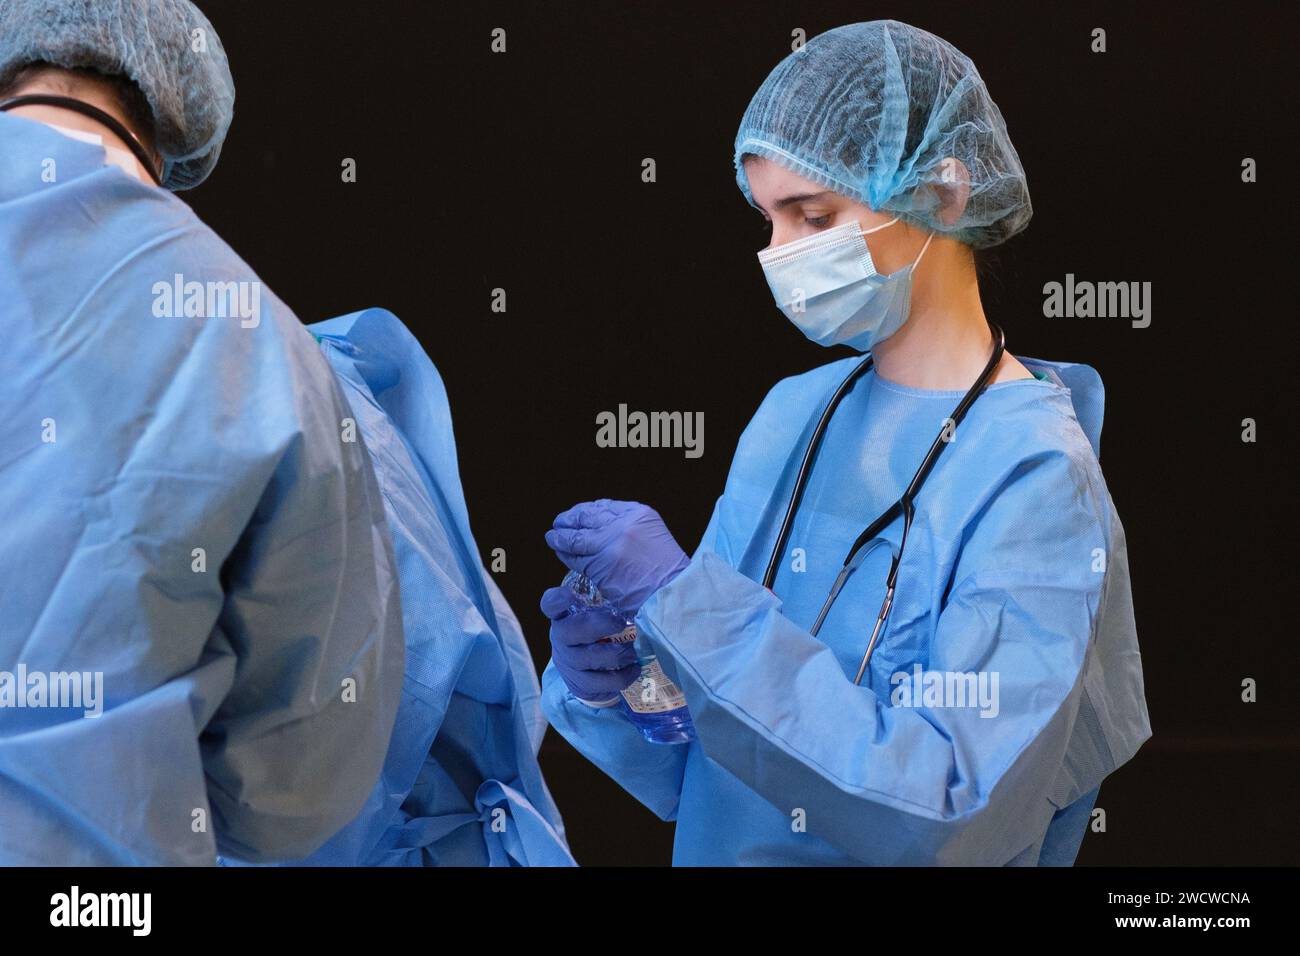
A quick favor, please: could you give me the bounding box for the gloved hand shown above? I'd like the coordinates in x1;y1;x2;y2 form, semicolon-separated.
540;586;640;704
544;500;691;615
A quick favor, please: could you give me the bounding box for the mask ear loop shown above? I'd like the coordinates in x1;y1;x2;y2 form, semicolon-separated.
911;232;935;270
858;216;900;236
858;219;931;277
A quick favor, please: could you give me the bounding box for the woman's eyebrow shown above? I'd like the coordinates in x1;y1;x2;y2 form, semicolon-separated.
772;190;836;210
753;190;837;215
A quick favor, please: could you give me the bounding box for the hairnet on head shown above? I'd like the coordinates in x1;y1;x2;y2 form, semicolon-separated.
734;20;1030;248
0;0;235;190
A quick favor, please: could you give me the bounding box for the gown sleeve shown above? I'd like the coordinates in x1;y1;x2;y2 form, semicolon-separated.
635;447;1112;864
194;301;406;863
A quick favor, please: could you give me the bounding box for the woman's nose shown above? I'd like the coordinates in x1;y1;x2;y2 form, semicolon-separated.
767;225;799;249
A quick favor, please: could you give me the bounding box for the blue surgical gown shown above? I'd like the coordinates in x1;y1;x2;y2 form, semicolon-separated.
543;356;1152;865
0;113;405;864
282;309;573;866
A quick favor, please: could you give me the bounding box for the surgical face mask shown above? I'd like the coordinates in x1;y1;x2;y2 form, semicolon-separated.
757;218;934;352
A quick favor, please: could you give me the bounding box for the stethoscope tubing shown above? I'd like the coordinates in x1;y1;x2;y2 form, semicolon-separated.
0;93;164;186
763;322;1007;684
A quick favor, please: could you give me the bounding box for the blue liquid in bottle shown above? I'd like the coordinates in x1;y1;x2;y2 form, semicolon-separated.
563;570;696;745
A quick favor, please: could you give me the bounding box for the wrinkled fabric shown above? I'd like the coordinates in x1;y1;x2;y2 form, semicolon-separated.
43;121;146;180
0;112;404;865
280;309;574;867
734;20;1030;248
544;356;1150;865
1006;784;1100;866
0;0;235;189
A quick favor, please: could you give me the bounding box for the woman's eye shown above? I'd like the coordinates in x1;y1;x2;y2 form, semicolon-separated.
806;215;831;227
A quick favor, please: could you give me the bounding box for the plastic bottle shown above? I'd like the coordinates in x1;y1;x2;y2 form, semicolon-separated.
562;570;696;745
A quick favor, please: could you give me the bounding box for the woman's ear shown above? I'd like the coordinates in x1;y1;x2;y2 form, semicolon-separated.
930;157;971;226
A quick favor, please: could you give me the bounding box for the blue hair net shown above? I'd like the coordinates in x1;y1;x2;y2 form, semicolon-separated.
734;20;1030;248
0;0;234;189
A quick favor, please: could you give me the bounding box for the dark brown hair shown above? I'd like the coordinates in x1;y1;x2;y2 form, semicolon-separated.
0;62;156;149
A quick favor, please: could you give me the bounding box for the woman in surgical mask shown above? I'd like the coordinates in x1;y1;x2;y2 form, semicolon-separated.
746;158;1029;389
540;20;1151;866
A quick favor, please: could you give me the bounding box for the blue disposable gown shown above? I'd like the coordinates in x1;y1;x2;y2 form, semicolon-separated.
282;309;573;866
0;114;405;864
543;357;1151;865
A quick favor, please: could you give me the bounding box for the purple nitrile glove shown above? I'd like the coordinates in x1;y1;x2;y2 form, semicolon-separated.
544;500;690;616
540;586;640;704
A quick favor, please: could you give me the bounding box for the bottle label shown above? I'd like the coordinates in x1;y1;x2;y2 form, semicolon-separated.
621;658;688;714
596;625;638;645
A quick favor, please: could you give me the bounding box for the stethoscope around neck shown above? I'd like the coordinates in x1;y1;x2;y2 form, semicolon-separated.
760;320;1006;685
0;93;164;186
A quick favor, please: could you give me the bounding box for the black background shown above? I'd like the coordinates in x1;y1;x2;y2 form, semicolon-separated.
184;0;1297;865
